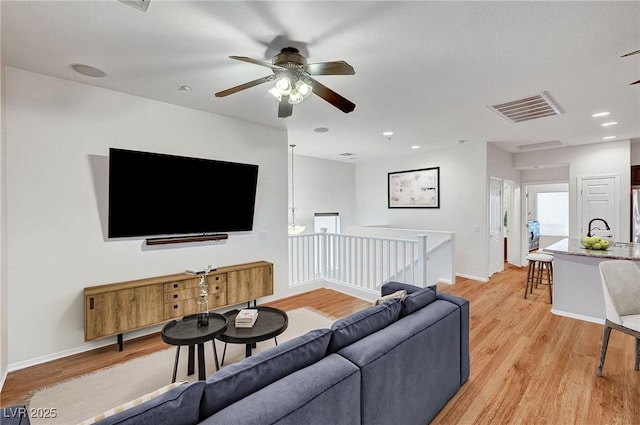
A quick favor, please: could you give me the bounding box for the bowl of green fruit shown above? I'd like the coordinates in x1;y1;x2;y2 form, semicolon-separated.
581;236;611;250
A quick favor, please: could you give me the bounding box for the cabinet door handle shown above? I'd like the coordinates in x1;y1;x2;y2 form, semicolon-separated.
173;294;178;299
89;297;94;310
215;286;219;290
173;283;179;289
215;276;219;281
173;304;178;309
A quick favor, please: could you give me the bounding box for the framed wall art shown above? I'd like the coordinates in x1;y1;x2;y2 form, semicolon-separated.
388;167;440;208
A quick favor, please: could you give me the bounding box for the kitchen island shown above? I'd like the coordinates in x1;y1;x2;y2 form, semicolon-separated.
544;238;640;324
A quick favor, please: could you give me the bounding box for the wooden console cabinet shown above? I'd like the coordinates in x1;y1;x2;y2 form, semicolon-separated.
84;261;273;345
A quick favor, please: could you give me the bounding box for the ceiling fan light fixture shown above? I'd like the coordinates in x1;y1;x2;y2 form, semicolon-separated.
289;91;304;104
268;86;282;101
288;79;313;104
296;80;312;97
275;77;292;95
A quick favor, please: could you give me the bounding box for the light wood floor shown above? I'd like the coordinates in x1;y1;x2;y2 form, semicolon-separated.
2;264;639;424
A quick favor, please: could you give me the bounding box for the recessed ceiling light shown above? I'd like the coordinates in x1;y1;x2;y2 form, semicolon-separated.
602;136;616;140
411;145;421;150
70;63;107;78
382;131;394;137
592;111;610;118
601;121;618;127
314;127;329;133
178;85;191;91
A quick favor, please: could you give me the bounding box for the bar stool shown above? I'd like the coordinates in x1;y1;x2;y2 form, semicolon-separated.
525;252;554;303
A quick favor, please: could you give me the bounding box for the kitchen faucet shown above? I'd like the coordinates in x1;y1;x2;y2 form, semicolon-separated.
587;218;610;237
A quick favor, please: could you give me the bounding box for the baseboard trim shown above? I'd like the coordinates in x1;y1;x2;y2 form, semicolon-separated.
7;325;163;373
0;367;7;393
551;308;605;325
456;273;488;283
322;280;378;303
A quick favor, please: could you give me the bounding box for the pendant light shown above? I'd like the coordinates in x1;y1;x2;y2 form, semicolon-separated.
288;144;306;234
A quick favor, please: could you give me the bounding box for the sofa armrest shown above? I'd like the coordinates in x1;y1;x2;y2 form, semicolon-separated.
381;281;436;296
437;293;470;385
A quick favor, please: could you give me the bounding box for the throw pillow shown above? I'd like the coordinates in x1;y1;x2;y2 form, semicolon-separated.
400;287;437;317
373;289;407;306
200;328;332;419
79;380;204;425
328;297;402;353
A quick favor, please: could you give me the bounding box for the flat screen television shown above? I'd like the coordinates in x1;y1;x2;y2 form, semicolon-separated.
108;148;259;238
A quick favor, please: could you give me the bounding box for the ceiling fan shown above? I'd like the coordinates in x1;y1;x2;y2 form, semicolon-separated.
215;47;356;118
621;49;640;85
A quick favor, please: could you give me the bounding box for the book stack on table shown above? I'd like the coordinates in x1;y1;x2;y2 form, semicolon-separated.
235;309;259;328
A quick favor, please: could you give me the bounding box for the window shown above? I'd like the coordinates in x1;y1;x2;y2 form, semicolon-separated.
314;212;340;234
537;192;569;236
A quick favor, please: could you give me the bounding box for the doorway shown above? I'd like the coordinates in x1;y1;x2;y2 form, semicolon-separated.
521;181;569;262
577;176;619;240
489;177;504;276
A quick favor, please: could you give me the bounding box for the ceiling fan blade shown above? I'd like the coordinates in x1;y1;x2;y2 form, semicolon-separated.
631;79;640;85
309;78;355;113
304;61;355;76
278;97;293;118
215;75;274;97
621;49;640;58
230;56;283;70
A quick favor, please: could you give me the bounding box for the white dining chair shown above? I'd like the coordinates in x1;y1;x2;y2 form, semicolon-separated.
597;260;640;376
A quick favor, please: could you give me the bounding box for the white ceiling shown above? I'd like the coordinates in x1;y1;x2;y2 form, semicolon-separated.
2;1;639;162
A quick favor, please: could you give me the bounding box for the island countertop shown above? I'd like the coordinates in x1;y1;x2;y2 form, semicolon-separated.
544;238;640;261
543;238;640;323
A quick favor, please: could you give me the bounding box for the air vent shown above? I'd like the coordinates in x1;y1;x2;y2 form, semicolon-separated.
339;152;356;156
517;140;563;151
488;91;562;123
119;0;150;12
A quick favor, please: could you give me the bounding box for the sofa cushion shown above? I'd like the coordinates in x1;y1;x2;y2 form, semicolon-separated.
400;287;437;317
83;380;204;425
328;298;401;353
200;328;332;419
338;300;462;425
200;354;361;425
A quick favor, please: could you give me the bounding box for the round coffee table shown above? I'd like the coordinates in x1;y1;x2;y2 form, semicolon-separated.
217;306;288;365
161;312;227;382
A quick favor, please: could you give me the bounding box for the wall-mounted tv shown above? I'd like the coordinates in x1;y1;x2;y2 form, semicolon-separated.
108;148;259;239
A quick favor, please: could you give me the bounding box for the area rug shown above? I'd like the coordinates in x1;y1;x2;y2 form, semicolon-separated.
27;307;334;425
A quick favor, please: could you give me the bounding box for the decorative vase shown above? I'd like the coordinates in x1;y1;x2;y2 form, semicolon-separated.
197;297;209;327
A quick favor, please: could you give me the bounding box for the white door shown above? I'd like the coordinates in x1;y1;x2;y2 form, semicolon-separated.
578;176;617;239
489;177;504;275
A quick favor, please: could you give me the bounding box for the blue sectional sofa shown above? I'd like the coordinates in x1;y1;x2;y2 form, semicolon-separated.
5;282;469;425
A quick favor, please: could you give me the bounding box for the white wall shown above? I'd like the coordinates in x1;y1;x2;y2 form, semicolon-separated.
0;0;8;388
355;141;489;281
4;68;289;367
631;140;640;165
289;155;356;233
515;140;631;240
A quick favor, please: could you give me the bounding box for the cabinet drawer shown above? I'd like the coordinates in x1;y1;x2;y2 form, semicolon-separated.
164;292;228;319
164;282;227;302
164;287;199;303
163;273;227;292
208;281;226;294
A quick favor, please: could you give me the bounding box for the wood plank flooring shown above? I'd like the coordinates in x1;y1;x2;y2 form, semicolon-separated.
2;264;638;424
